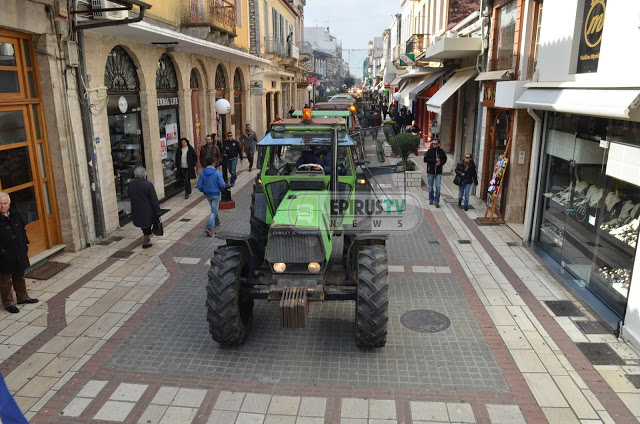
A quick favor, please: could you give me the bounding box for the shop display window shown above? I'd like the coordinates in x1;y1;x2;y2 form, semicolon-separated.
159;107;179;190
537;113;639;317
109;113;143;220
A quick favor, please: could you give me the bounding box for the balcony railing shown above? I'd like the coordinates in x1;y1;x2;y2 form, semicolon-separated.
406;34;430;54
181;0;236;36
265;37;299;59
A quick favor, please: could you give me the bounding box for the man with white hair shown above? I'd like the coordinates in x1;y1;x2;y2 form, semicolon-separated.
0;192;38;313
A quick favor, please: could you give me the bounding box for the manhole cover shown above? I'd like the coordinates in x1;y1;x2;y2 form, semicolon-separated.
545;300;584;317
576;321;609;335
457;240;472;244
428;240;440;245
626;375;640;389
110;250;133;259
400;310;451;333
576;343;625;365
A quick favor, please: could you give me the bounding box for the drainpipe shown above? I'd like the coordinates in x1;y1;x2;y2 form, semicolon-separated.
473;0;492;189
523;108;542;242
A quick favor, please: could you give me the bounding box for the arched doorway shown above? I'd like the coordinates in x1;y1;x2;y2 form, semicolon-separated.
215;65;227;136
0;29;61;255
233;68;243;132
190;69;202;167
156;53;181;197
105;45;144;223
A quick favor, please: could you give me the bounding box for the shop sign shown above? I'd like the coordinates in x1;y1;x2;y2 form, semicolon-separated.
160;137;167;159
250;80;263;94
165;123;178;146
306;76;317;83
296;82;309;88
157;94;179;107
399;53;415;67
384;83;391;89
482;81;496;107
577;0;606;73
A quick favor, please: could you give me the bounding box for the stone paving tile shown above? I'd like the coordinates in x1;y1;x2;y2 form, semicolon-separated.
109;382;148;402
94;400;135;421
137;404;168;424
267;395;300;415
235;412;265;424
241;393;271;414
60;397;92;417
298;397;326;417
76;380;108;398
214;391;246;411
171;387;207;408
158;406;198;423
341;398;368;418
485;404;526;424
369;399;396;420
410;401;449;421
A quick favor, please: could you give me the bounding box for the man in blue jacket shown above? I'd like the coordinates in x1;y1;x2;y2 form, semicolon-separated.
197;157;226;237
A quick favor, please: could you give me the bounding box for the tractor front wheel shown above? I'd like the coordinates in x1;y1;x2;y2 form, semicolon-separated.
355;245;389;348
206;246;253;345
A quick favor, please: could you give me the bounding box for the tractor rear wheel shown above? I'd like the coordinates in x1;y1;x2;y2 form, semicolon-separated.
206;245;253;345
355;245;389;348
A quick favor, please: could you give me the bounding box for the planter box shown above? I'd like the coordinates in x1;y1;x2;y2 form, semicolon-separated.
392;160;423;187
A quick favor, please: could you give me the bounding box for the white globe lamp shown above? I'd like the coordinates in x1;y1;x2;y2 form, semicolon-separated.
393;92;401;102
306;84;313;93
378;88;384;94
326;88;331;94
215;98;231;115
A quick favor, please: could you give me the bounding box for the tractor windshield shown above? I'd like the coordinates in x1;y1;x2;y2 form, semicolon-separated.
265;145;352;177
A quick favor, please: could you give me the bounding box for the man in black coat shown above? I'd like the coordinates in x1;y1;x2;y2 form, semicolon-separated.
127;168;161;248
0;192;38;313
175;138;197;199
224;132;243;187
423;139;447;208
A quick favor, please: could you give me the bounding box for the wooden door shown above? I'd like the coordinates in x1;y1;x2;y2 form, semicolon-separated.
191;89;201;164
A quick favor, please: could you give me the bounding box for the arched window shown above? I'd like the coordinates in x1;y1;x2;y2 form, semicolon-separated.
104;46;139;91
190;69;199;89
215;65;226;91
156;53;178;90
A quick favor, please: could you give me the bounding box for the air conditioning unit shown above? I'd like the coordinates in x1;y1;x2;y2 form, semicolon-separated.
92;0;128;20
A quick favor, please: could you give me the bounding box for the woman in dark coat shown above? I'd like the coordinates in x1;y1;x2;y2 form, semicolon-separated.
127;167;161;248
175;137;197;199
0;192;38;313
455;153;479;211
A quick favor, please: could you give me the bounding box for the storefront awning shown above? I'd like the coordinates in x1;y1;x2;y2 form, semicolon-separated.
409;69;447;101
397;77;427;101
475;69;513;81
88;20;271;66
421;37;482;61
426;68;477;114
515;88;640;120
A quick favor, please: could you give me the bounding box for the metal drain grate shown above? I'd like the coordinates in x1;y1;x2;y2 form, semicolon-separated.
506;242;520;247
457;240;472;244
25;261;69;280
576;343;626;365
180;218;191;222
544;300;585;317
400;310;451;333
110;250;133;259
428;240;440;245
576;321;609;335
626;374;640;389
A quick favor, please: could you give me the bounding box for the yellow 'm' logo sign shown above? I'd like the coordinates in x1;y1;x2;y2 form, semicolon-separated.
584;0;606;48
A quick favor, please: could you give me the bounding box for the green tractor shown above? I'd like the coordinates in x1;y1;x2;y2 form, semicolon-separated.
206;110;389;348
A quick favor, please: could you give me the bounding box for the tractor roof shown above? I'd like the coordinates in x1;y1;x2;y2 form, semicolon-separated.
290;110;352;118
257;130;356;147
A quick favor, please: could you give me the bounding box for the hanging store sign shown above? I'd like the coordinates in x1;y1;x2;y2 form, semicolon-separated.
250;80;264;94
482;81;496;108
577;0;606;73
306;76;317;83
399;53;415;67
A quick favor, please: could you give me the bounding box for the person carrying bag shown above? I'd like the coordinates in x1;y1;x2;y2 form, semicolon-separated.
455;153;478;211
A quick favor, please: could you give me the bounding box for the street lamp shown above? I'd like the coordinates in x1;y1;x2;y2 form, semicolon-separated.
306;84;313;105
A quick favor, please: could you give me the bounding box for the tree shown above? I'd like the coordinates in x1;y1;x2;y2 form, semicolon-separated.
343;76;355;88
390;132;420;171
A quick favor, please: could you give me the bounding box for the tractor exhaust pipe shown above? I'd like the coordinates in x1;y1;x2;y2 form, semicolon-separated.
330;125;339;201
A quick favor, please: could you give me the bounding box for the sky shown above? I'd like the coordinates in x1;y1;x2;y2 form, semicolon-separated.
303;0;401;77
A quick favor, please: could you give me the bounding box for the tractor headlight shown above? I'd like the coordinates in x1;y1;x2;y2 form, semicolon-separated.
273;262;287;273
357;178;366;185
308;262;322;273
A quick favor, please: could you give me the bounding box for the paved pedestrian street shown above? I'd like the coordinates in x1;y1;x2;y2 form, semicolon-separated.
1;159;639;424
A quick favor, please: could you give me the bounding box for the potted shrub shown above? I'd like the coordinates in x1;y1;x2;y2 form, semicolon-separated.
390;132;422;187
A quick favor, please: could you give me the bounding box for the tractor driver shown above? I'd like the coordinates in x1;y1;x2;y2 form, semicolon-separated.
295;146;330;174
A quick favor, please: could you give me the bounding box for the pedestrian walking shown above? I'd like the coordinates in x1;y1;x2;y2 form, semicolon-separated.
224;132;243;187
370;112;382;140
199;134;222;169
197;157;226;237
455;153;478;211
0;192;38;314
423;138;447;208
239;123;258;171
175;137;197;199
381;104;388;121
127;167;161;249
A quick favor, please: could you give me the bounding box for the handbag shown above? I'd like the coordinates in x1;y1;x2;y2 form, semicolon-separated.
152;217;164;236
453;175;462;186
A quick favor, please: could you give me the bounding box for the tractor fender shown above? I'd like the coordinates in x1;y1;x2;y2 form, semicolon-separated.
215;232;262;277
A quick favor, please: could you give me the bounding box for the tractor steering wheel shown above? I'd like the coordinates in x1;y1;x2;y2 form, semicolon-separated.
297;163;324;172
